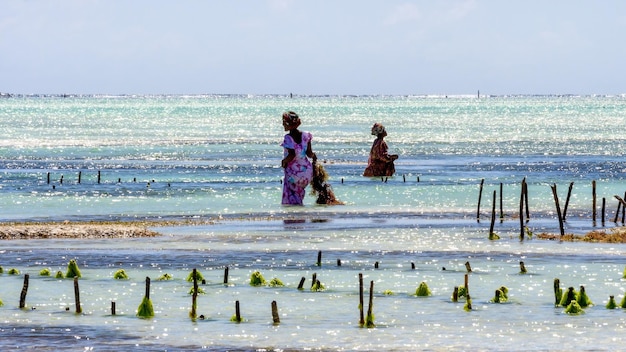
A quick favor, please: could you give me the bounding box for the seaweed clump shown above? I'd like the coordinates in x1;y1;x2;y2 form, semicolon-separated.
137;296;154;318
65;259;81;278
249;271;267;286
415;282;432;297
268;278;284;287
186;270;204;283
157;273;173;281
606;296;618;309
113;269;129;280
8;268;20;275
577;286;593;308
491;286;509;303
55;271;64;279
39;268;51;276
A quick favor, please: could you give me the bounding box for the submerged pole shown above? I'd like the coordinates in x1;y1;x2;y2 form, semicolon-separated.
499;183;504;220
520;178;525;239
489;190;496;236
563;182;574;220
271;300;280;324
551;184;565;237
19;274;29;309
359;273;364;326
592;180;597;225
74;277;82;314
477;179;485;221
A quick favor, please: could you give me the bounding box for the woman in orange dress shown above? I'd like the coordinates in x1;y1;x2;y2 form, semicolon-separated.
363;123;398;177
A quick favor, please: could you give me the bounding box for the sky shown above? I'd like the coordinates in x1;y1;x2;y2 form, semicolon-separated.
2;0;625;96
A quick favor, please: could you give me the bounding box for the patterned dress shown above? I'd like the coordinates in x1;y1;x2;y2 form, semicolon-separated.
363;138;395;177
281;132;313;205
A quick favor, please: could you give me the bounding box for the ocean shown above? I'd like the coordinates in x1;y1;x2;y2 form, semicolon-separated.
1;94;626;351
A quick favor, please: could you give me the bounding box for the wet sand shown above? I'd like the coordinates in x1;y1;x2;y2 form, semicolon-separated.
0;221;162;240
1;219;625;242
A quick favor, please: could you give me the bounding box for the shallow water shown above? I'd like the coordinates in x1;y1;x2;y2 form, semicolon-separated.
1;94;626;350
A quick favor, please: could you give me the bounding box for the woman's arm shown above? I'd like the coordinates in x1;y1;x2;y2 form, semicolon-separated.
306;140;317;161
282;149;296;168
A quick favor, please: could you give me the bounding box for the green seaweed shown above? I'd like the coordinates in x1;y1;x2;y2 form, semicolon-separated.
606;296;618;309
464;296;473;311
55;270;64;279
39;268;51;276
311;280;325;292
0;298;3;307
230;314;244;323
136;296;154;318
565;300;584;315
576;285;592;308
457;286;468;299
157;273;173;281
554;279;562;306
0;266;3;274
188;286;206;295
249;271;266;286
65;259;81;278
365;311;375;328
415;282;432;297
268;277;284;287
489;232;500;240
620;292;626;309
8;268;20;275
113;269;129;280
382;290;394;295
560;287;577;307
491;288;508;303
186;270;204;282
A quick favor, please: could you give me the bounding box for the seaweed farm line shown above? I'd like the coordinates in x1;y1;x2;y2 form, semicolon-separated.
2;219;626;351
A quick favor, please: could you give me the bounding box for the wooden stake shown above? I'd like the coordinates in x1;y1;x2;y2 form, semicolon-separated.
359;273;364;326
489;190;496;236
297;277;305;290
74;277;82;314
465;261;472;273
145;277;151;299
271;300;280;324
519;178;525;239
592;180;597;225
311;273;317;288
97;170;101;184
499;183;504;220
550;184;565;237
19;274;29;309
366;280;375;327
602;197;606;226
78;171;82;184
374;261;379;269
191;268;198;319
317;250;322;266
614;197;622;223
464;274;469;294
452;286;459;302
563;182;574;220
520;261;527;274
235;300;241;322
47;172;50;184
477;179;485;221
111;301;116;316
337;259;341;266
523;179;530;220
223;266;229;285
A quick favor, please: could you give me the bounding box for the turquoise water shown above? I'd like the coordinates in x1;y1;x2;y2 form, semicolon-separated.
1;95;626;350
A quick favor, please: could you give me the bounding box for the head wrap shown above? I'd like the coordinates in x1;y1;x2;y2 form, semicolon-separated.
371;122;386;136
282;111;301;129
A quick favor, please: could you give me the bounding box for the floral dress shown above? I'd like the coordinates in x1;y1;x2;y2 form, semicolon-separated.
281;132;313;205
363;138;395;177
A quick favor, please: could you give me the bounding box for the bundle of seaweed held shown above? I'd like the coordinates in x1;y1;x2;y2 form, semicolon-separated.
311;161;344;205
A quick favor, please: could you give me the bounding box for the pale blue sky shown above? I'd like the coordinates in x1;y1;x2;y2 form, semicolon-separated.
2;1;625;95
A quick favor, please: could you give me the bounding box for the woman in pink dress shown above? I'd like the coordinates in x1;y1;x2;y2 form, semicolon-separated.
363;122;398;177
281;111;317;205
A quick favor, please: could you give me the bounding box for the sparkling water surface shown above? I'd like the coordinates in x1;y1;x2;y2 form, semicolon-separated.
1;95;626;351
